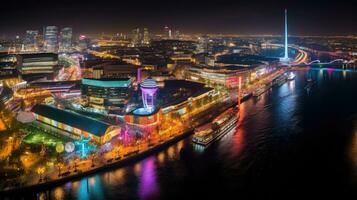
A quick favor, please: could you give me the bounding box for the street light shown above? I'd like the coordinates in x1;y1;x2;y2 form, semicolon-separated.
37;166;46;182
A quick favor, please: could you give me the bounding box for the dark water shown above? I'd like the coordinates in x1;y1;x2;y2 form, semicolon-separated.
14;68;357;199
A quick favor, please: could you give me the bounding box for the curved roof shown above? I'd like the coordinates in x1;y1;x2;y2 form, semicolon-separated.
141;79;157;88
31;104;112;137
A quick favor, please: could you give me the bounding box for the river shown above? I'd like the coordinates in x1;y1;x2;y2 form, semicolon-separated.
8;68;357;199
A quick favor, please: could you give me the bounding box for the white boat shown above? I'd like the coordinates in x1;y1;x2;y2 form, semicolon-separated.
192;108;239;146
287;72;296;81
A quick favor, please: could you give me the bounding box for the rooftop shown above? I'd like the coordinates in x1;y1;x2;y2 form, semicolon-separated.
82;78;131;88
31;104;112;137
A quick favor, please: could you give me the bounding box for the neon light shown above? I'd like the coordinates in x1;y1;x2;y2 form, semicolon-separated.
140;79;158;113
82;78;131;88
75;136;96;159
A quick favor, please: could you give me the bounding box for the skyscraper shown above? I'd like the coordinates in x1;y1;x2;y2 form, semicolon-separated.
43;26;58;52
174;30;180;39
164;26;172;39
143;28;150;45
78;35;91;51
23;30;39;52
131;28;140;47
59;27;72;52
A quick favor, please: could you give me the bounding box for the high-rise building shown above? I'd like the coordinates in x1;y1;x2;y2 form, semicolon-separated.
174;30;180;39
43;26;58;52
23;30;39;52
197;35;209;53
59;27;72;52
164;26;172;39
131;28;140;47
78;35;90;51
143;28;150;45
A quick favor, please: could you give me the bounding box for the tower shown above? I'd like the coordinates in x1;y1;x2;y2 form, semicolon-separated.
59;27;72;52
44;26;58;52
140;79;158;113
143;28;150;45
284;9;288;60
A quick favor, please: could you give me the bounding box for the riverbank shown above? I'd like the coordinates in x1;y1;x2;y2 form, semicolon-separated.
0;127;194;194
0;96;239;194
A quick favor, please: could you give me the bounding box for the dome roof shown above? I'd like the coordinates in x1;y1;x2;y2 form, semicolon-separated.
141;79;157;88
16;111;35;123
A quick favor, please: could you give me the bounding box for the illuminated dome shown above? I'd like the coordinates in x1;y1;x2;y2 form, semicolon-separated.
141;79;157;89
16;111;35;123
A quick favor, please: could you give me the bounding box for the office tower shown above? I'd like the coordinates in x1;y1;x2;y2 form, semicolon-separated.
143;28;150;45
175;30;180;39
131;28;140;47
78;35;91;51
164;26;171;39
59;27;72;52
23;30;39;52
43;26;58;52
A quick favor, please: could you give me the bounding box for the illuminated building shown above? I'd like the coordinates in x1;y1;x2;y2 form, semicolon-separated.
59;27;72;52
174;30;180;39
81;78;133;114
125;80;214;131
92;67;103;79
78;35;90;51
43;26;58;52
91;61;143;81
28;80;80;94
170;54;193;65
151;40;196;55
140;79;158;113
196;35;209;53
143;28;150;45
31;104;120;144
187;64;275;88
23;30;39;52
131;28;141;47
17;53;59;80
163;26;171;39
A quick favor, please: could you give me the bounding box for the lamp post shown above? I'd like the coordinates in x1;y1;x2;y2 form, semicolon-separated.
37;166;45;182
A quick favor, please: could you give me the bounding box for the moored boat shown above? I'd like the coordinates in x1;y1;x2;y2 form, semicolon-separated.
192;107;239;146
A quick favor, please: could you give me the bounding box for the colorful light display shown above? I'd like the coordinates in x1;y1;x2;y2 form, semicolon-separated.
65;142;75;153
75;136;96;159
140;79;158;113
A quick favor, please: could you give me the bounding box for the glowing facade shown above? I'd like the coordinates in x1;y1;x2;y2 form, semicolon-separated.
140;79;158;113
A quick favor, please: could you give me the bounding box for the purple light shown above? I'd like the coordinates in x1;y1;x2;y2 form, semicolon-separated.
140;79;158;113
137;68;142;84
139;158;159;199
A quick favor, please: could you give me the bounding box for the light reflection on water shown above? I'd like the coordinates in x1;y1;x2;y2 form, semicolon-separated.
27;68;357;199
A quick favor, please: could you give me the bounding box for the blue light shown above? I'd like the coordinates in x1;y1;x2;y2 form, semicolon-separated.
75;136;96;159
82;78;131;88
133;107;155;116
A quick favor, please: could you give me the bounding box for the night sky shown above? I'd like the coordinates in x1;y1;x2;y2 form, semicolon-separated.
1;0;357;36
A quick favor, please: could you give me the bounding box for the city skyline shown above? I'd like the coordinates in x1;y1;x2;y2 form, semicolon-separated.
1;0;357;36
1;1;357;199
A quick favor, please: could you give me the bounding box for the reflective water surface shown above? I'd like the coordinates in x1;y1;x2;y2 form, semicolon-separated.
9;68;357;199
